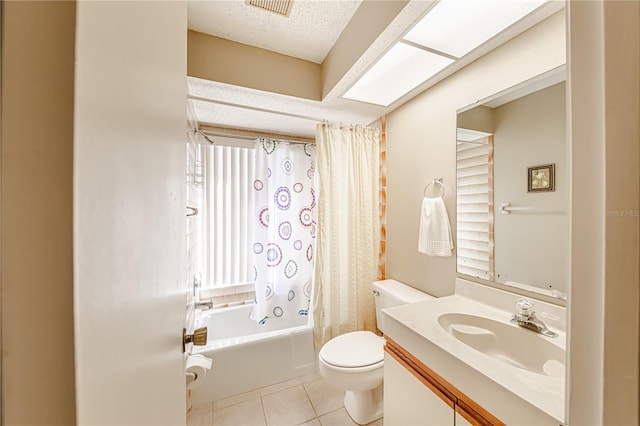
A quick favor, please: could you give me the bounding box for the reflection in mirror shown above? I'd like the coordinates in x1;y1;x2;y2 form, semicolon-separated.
456;67;568;300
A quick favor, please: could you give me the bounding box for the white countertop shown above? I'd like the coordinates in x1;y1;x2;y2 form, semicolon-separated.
383;290;566;424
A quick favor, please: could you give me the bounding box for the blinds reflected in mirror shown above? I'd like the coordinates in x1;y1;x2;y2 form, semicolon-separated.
456;136;494;280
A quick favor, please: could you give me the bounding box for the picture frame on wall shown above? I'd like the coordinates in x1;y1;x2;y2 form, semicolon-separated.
528;164;555;192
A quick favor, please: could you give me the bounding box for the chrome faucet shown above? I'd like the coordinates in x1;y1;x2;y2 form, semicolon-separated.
195;300;213;309
510;298;558;338
193;272;212;309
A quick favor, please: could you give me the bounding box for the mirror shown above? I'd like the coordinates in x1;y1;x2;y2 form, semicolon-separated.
456;67;568;299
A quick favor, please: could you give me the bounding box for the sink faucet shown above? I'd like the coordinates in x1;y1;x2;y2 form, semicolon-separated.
510;298;558;338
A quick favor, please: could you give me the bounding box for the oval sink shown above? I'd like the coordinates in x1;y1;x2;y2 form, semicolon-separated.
438;313;565;377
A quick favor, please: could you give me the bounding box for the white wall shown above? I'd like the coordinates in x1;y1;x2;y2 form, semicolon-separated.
493;83;567;293
74;2;188;424
568;1;640;424
386;11;566;297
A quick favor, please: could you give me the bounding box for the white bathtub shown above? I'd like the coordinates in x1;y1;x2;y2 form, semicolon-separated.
190;303;316;405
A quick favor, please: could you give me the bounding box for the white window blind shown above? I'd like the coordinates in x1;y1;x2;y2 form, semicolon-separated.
204;143;255;288
456;137;494;280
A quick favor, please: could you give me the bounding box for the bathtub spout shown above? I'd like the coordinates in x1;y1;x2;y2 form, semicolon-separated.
195;300;213;309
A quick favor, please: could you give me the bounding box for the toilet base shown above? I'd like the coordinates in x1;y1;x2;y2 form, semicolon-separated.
343;384;383;425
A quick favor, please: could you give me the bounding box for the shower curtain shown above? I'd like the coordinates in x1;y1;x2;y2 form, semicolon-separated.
312;123;381;347
250;138;317;325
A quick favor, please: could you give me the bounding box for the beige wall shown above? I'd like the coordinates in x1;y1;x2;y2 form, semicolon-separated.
600;3;640;422
1;2;77;424
385;11;566;297
568;1;640;424
493;83;567;293
457;106;494;135
188;31;322;101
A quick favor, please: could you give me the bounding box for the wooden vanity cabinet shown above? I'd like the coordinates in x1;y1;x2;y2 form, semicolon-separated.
384;337;505;426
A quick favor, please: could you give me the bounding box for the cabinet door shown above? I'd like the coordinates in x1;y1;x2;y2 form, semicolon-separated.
384;353;455;425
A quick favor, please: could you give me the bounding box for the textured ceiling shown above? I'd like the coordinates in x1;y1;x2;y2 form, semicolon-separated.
187;0;363;64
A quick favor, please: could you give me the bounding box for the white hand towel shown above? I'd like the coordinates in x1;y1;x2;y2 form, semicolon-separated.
418;196;453;257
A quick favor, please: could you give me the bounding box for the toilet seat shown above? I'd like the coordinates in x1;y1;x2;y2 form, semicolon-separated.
319;331;384;369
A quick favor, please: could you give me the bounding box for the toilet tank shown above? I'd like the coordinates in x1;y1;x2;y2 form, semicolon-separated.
373;279;433;333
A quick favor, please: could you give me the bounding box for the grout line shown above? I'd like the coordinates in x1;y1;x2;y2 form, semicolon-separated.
302;381;320;419
259;393;268;426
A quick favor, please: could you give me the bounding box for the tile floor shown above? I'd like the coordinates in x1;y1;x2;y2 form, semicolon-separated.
187;372;384;426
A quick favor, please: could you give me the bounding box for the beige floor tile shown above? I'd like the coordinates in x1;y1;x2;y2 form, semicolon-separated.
211;397;266;426
317;408;358;426
187;403;213;426
213;389;262;410
262;385;317;426
260;377;303;397
297;418;321;426
365;417;383;426
303;378;344;416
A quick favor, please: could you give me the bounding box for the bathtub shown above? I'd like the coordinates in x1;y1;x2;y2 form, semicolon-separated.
190;302;316;405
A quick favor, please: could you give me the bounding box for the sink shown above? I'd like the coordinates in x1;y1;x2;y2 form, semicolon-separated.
437;313;565;377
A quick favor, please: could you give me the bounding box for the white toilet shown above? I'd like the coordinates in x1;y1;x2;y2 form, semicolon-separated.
318;279;433;425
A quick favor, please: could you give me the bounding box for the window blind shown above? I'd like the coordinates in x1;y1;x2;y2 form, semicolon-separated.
456;137;494;280
204;143;255;288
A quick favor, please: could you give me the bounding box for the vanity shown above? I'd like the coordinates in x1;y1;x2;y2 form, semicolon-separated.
382;279;565;425
381;67;568;425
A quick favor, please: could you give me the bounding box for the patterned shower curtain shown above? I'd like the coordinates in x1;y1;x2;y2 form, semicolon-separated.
250;138;317;324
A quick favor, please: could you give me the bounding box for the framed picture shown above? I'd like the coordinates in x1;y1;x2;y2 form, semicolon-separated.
528;164;555;192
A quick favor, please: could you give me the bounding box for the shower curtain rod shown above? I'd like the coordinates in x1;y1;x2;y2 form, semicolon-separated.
195;127;315;145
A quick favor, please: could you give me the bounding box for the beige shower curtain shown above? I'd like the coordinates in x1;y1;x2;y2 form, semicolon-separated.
312;122;381;348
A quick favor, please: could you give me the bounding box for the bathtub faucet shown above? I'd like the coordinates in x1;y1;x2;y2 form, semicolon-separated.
195;300;213;309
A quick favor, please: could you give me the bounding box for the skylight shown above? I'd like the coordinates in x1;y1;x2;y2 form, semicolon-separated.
342;0;549;107
342;42;453;107
404;0;547;58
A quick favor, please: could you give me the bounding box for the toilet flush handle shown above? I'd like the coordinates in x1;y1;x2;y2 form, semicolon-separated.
182;327;208;353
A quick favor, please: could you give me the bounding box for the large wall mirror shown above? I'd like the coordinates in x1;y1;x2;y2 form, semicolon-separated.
456;66;568;300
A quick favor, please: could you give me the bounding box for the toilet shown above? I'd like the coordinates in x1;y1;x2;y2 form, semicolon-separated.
318;279;433;425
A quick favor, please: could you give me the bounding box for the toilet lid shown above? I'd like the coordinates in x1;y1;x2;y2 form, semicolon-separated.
320;331;384;368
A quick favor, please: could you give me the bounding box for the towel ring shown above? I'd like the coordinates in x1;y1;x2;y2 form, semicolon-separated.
423;178;445;199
